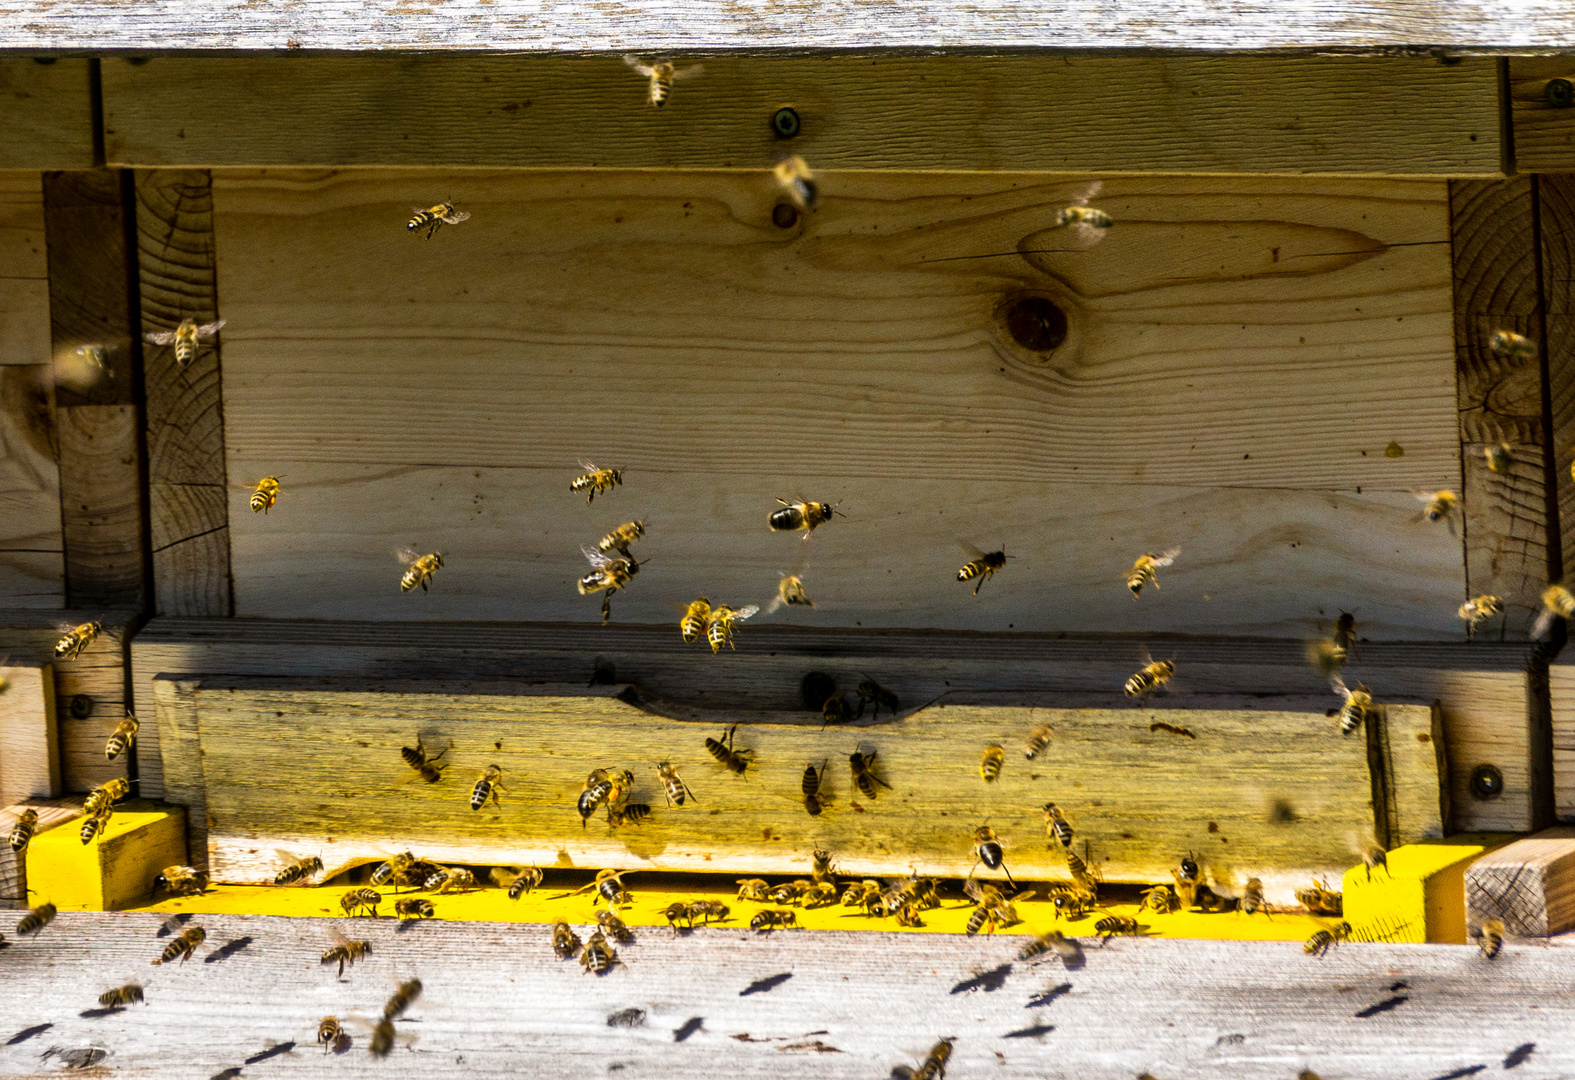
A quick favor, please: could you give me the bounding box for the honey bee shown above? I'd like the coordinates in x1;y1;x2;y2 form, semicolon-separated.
1024;725;1053;760
750;909;799;931
693;900;732;924
736;878;770;902
397;548;444;593
1532;582;1575;638
340;888;382;917
655;761;697;807
596;909;636;944
571;461;623;505
8;808;37;854
580;929;618;975
1018;930;1081;965
680;597;712;642
384;977;422;1020
1459;595;1504;638
957;545;1009;595
470;764;505;810
559;868;633;908
1415;490;1461;534
1332;676;1372;736
849;748;891;798
622;56;704;107
54;620;103;660
1042;803;1072;849
578;545;641;624
764;573;816;615
821;693;850;728
971;824;1016;887
321;927;372;976
80;810;111;845
1304;921;1350;957
97;983;144;1008
1053;181;1113;247
490;866;545;899
894;903;924;928
407;200;471;239
768;497;840;537
914;1038;954;1080
608;802;652;828
1304;638;1347;678
71;343;113;380
17;902;56;936
425;866;477;893
768;880;809;905
395;898;435;920
772;156;819;212
104;713;139;761
250;476;281;514
1333;611;1357;655
1295;879;1343;915
1239;878;1267;917
1489;329;1537;363
552;920;582;958
1126;548;1180;597
1483;442;1513;475
1065;847;1100;900
811;847;835;885
153;865;208;896
663;901;693;933
979;744;1005;783
83;777;129;819
144;317;226;369
317;1016;343;1053
369;1017;397;1057
1171;853;1199;908
1124;655;1175;699
801;759;829;815
705;603;759;653
841;880;881;910
802;882;837;908
400;737;449;784
1477;918;1505;959
274;855;323;887
597;520;645;556
371;852;436;892
1360;843;1389;881
1140;884;1180;914
1094;915;1140;943
153;925;205;964
705;724;753;775
855;677;899;720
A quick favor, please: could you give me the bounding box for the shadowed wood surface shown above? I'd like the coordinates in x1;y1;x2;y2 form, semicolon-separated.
101;56;1504;175
0;60;96;169
1544;176;1575;602
0;664;58;806
1554;662;1575;822
0;910;1571;1080
0;171;51;366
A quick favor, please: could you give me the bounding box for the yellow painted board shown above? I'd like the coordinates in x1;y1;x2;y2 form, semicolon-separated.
26;800;188;911
1342;835;1517;945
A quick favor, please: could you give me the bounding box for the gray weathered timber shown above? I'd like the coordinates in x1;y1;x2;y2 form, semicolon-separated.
0;911;1570;1079
6;2;1575;54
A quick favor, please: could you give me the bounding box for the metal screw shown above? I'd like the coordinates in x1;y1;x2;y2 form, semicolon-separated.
772;107;801;139
1469;763;1504;800
1548;79;1574;108
1003;297;1069;353
772;203;799;229
69;694;94;719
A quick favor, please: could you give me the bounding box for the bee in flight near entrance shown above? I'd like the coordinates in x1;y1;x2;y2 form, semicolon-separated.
1414;489;1460;535
571;461;623;505
680;597;711;642
407;199;471;239
1304;920;1350;958
491;866;545;899
1043;803;1073;849
1489;329;1537;363
8;808;37;854
274;854;323;886
772;155;819;212
1533;581;1575;638
597;520;645;557
970;824;1016;887
1123;654;1175;700
153;924;206;965
769;497;841;537
705;603;759;653
17;902;56;936
957;544;1010;596
321;927;371;976
705;724;753;775
1052;180;1113;248
1476;918;1504;959
400;737;449;784
144;317;226;369
1331;675;1372;736
154;865;209;897
1459;594;1504;639
578;545;641;624
97;983;145;1009
655;761;696;807
398;548;444;593
1484;442;1513;475
1024;724;1053;760
764;573;816;614
55;620;103;661
1126;547;1180;598
622;56;704;107
979;743;1005;782
250;476;281;514
105;712;139;760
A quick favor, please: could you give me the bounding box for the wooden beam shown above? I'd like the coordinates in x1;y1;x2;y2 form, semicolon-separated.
0;663;58;805
99;56;1505;175
0;171;52;366
0;797;82;910
0;60;96;170
1508;58;1575;173
1465;825;1575;937
1544;176;1575;598
135;169;232;618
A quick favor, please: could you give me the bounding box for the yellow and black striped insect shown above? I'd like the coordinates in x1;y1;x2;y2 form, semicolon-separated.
1304;921;1350;958
54;620;103;661
580;929;617;975
1534;582;1575;638
680;597;712;642
1018;930;1081;965
17;902;56;936
250;476;281;514
492;866;545;899
321;927;371;976
395;898;435;920
578;546;641;624
80;810;111;845
1295;879;1343;916
1239;877;1267;917
913;1038;954;1080
398;549;444;593
153;925;205;965
1477;918;1504;959
1053;180;1114;247
1124;656;1175;699
384;978;423;1020
1126;548;1179;597
470;764;505;810
1024;724;1053;760
801;759;828;816
98;983;145;1008
1361;843;1389;881
552;921;582;959
609;802;652;828
1140;884;1180;914
83;778;129;819
154;865;208;896
1459;595;1504;639
400;737;449;784
274;855;324;887
979;744;1005;783
597;908;636;944
318;1017;343;1054
705;603;759;654
750;909;799;931
1043;803;1073;849
8;808;37;854
970;824;1015;887
854;677;899;720
145;317;226;369
769;497;840;537
340;887;381;917
622;56;704;107
1490;329;1537;363
849;748;891;799
424;866;476;895
822;693;850;728
957;546;1009;596
597;520;645;557
1332;676;1372;736
578;768;616;827
765;573;816;614
705;724;753;775
105;713;139;761
1094;915;1140;943
772;156;819;212
571;461;623;505
655;761;696;807
407;200;471;239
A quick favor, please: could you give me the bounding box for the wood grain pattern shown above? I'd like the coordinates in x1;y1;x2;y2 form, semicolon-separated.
0;171;51;366
1550;660;1575;821
102;56;1504;175
136;168;233;618
129;618;1544;832
0;365;64;608
1509;58;1575;173
1543;175;1575;600
2;911;1574;1080
0;60;95;169
213;169;1464;638
0;664;59;806
1465;825;1575;937
0;797;83;909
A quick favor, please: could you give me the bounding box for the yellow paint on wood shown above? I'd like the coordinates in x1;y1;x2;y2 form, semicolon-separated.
25;801;188;911
1341;835;1516;945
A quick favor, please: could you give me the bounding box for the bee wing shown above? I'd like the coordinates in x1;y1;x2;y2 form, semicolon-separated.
396;547;421;565
441;211;471;225
1330;675;1351;700
1068;180;1102;207
732;605;760;623
763;595;785;616
958;540;987;559
578;459;600;472
1153;548;1180;567
672;63;705;80
582;545;616;569
195;319;226;338
143;329;178;345
1066;220;1108;250
1532;607;1558;639
328;925;355;948
623;55;656;75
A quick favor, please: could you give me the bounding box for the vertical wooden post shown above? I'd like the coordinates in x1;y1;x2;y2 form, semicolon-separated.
1543;176;1575;585
135;169;232;617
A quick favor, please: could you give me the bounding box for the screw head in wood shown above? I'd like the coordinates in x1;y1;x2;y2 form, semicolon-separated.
1469;763;1504;800
772;203;799;229
772;107;801;139
1003;296;1068;353
1548;79;1574;108
69;694;94;719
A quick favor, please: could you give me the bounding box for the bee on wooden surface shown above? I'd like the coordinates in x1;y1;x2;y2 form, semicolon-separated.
579;768;615;827
768;880;810;905
1533;582;1575;638
425;866;477;893
821;693;850;728
571;461;623;505
686;900;730;925
750;909;799;931
1065;846;1100;899
764;573;816;615
1332;676;1372;736
395;898;435;920
274;854;323;887
153;865;208;896
80;810;111;844
769;497;840;537
249;475;281;514
144;317;225;369
655;760;696;808
17;902;56;936
596;909;636;944
552;921;582;959
1018;930;1081;965
597;520;645;556
1024;725;1054;760
679;597;712;642
1304;920;1350;958
1094;915;1140;943
384;978;422;1020
1124;655;1175;699
811;848;835;885
104;713;139;761
400;737;449;784
1126;547;1180;598
1477;918;1505;959
1484;442;1513;475
470;764;506;810
802;759;829;816
83;778;129;819
153;925;205;965
736;878;770;902
979;743;1005;783
318;1017;343;1053
1042;803;1073;849
407;200;471;239
1414;489;1460;534
488;866;544;899
8;808;37;854
841;879;881;910
971;824;1016;887
321;928;372;976
622;55;704;107
1172;853;1200;908
957;545;1009;596
97;982;144;1009
1239;878;1267;917
1053;180;1113;247
663;901;693;933
964;903;994;936
705;603;759;653
1360;843;1389;881
578;545;641;624
773;155;819;212
1459;594;1504;639
609;802;652;828
801;882;838;908
1295;879;1343;916
54;620;103;661
705;724;753;775
912;1038;954;1080
849;747;891;799
398;548;444;593
341;888;382;918
855;676;899;720
1140;884;1180;914
1489;329;1537;363
580;929;618;975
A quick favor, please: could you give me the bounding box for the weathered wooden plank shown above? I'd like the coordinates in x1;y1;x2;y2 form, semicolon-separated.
1465;825;1575;938
102;56;1503;175
0;365;64;608
1508;58;1575;173
0;60;95;170
136;168;232;618
151;676;206;873
1550;661;1575;821
1543;175;1575;597
0;663;58;805
0;171;51;366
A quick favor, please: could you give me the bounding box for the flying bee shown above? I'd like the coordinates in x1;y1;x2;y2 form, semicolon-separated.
369;1017;397;1058
490;866;545;899
397;548;444;593
679;597;711;642
1024;725;1053;760
1043;803;1073;849
571;461;623;505
622;55;704;107
1126;548;1180;597
957;544;1009;596
470;764;505;810
596;909;636;944
1477;918;1504;959
1295;879;1343;916
153;865;208;896
1304;638;1347;678
1360;843;1389;881
821;694;850;728
82;777;129;819
553;868;633;908
1053;180;1113;248
17;902;56;936
552;921;582;959
1019;930;1082;966
849;748;891;799
655;761;697;807
854;676;899;720
768;497;840;537
1489;329;1537;363
971;824;1016;887
1239;877;1267;917
340;888;381;917
144;317;226;369
400;737;449;784
1304;921;1350;958
1095;915;1141;943
1459;595;1504;638
705;724;753;775
802;759;829;816
425;866;477;893
1124;654;1176;699
80;811;110;845
105;713;139;761
71;342;113;381
1333;611;1357;656
1415;490;1461;535
772;155;819;212
764;573;816;615
1140;884;1180;914
597;520;645;556
979;744;1005;783
913;1038;955;1080
250;475;281;514
395;898;435;920
383;977;422;1021
580;929;618;975
274;854;324;886
705;603;759;653
1332;675;1372;736
736;878;770;902
1532;582;1575;638
578;545;641;624
750;909;799;931
153;925;205;965
407;199;471;239
54;620;103;661
321;927;371;976
1484;442;1513;475
8;808;37;854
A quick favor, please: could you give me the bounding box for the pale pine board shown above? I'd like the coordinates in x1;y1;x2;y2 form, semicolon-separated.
213;170;1464;637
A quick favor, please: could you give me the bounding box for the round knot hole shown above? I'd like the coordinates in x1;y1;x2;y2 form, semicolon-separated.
1470;763;1504;800
1004;296;1068;353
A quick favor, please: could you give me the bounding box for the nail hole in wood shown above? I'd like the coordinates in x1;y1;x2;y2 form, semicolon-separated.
772;203;799;229
1469;763;1504;800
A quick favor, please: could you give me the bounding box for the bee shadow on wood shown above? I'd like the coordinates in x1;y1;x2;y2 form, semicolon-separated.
950;963;1013;995
203;936;254;962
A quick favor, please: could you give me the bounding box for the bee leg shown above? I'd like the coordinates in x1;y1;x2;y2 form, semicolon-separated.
973;577;985;597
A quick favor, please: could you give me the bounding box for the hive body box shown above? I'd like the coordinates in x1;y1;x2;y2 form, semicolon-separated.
25;801;187;911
